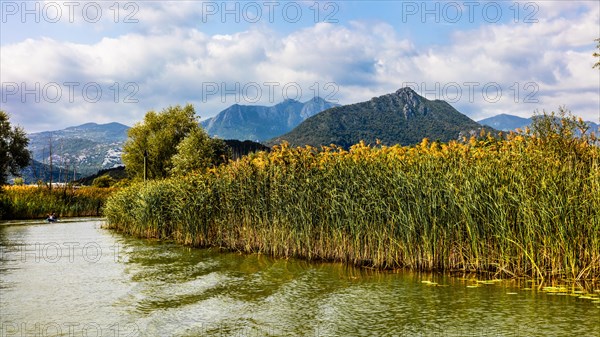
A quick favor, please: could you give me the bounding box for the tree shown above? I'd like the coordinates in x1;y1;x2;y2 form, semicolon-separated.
171;128;230;176
122;104;199;180
530;106;588;140
92;175;115;188
594;38;600;69
0;111;31;186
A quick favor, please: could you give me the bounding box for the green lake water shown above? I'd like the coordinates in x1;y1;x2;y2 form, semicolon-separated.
1;219;598;336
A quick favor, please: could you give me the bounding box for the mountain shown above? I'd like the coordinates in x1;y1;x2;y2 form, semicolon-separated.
26;122;130;180
270;87;494;148
76;166;127;186
201;97;339;141
17;159;79;184
223;140;270;160
588;121;600;134
479;114;600;134
478;114;532;131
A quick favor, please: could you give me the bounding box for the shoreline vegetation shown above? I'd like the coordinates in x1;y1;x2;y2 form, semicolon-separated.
105;119;600;282
0;185;116;219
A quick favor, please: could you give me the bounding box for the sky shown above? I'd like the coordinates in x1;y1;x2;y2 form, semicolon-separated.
1;0;599;133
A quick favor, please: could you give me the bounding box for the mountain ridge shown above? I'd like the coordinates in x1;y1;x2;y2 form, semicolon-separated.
201;97;339;141
25;122;131;182
478;113;599;133
270;87;494;148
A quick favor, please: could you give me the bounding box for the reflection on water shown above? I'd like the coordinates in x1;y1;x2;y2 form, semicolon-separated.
1;219;598;336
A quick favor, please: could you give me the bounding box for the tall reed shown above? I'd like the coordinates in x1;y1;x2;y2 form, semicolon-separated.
105;131;600;281
0;185;116;219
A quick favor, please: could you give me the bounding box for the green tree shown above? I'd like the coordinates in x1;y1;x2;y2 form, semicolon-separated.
0;111;31;186
530;106;588;141
528;106;596;158
92;175;115;188
171;128;230;176
122;104;199;180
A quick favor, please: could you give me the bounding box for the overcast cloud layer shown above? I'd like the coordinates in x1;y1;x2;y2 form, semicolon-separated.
1;0;599;132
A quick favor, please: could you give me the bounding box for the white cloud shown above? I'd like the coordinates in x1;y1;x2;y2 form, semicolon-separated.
2;0;599;132
376;1;600;121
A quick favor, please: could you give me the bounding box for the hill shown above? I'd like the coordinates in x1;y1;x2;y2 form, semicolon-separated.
76;166;128;186
26;122;130;179
478;114;532;131
223;140;270;160
270;87;494;148
16;159;79;184
479;113;599;133
201;97;339;141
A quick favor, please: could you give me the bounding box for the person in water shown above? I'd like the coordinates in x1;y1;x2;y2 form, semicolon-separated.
47;212;57;222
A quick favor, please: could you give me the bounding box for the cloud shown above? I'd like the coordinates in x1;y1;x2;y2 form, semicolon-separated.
2;0;599;132
369;0;599;121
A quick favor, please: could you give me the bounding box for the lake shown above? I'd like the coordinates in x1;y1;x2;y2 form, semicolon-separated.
1;219;598;336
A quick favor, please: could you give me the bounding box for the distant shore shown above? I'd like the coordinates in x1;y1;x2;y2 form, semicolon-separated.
0;186;116;220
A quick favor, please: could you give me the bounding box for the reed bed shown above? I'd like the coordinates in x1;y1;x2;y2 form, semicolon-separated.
0;185;116;219
105;132;600;281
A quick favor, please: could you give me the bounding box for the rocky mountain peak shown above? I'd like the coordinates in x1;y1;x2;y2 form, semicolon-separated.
202;98;338;141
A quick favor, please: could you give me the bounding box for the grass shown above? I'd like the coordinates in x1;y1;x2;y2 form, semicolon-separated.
104;123;600;281
0;185;117;219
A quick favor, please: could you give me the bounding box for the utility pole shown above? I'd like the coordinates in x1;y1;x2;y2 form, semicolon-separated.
143;149;148;182
58;140;64;185
48;135;53;192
